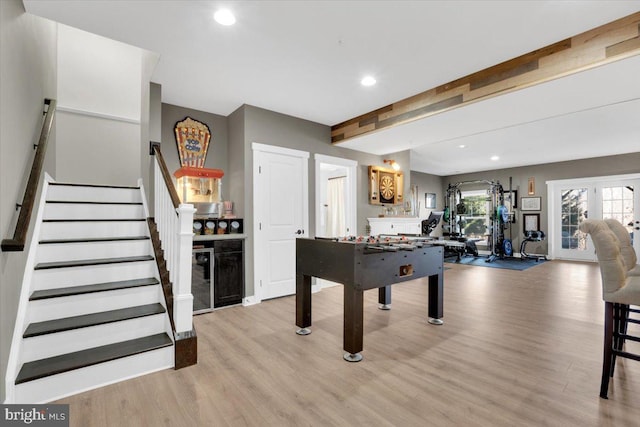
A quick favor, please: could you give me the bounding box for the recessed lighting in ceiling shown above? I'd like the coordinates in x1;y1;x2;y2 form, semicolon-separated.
214;9;236;26
458;144;466;149
490;155;500;161
361;76;376;87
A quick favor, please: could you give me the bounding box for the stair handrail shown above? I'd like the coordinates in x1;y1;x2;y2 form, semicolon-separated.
2;99;57;252
151;144;195;335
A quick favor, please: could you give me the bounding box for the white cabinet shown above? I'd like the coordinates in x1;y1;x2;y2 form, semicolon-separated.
368;217;421;236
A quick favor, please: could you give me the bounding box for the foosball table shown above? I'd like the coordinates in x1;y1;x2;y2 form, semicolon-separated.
295;235;444;362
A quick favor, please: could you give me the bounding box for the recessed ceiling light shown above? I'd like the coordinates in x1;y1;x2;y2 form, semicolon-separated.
361;76;376;87
458;144;466;149
490;155;500;161
214;9;236;26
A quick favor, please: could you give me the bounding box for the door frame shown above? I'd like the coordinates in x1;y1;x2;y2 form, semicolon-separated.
314;154;357;238
252;142;309;303
547;173;640;260
314;154;357;290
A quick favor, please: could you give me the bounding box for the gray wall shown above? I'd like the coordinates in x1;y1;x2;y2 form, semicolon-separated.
161;103;229;200
146;82;162;216
443;152;640;255
227;106;245;220
0;0;57;402
410;171;444;237
235;104;399;298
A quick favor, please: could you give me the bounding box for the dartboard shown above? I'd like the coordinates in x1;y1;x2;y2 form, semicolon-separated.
380;175;395;200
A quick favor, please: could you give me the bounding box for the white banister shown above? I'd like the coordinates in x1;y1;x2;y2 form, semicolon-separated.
153;152;195;334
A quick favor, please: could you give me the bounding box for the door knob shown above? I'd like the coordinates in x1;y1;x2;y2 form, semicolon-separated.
295;229;304;235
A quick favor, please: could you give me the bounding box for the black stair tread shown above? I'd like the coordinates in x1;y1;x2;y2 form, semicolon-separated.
43;218;146;222
49;182;140;190
30;277;160;300
15;333;172;384
46;200;143;205
23;303;166;338
35;255;153;270
39;236;150;244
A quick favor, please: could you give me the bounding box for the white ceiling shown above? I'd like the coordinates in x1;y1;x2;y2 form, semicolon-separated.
23;0;640;176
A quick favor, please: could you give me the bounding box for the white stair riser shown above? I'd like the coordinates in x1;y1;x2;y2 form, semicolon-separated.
47;185;141;203
36;240;152;264
27;285;164;323
32;261;157;290
40;221;148;240
13;346;173;404
21;314;168;363
43;203;145;220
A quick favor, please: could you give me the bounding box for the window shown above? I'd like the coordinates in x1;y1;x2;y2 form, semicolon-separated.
460;190;489;245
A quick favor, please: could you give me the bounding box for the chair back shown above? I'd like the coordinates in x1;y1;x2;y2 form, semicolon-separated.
604;218;637;271
579;219;628;300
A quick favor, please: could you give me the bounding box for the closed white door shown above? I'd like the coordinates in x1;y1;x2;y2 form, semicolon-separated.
253;144;308;300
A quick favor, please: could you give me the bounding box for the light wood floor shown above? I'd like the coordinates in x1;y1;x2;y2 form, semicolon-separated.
57;260;640;426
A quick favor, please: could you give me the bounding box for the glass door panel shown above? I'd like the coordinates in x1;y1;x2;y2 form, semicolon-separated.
192;248;214;313
600;182;640;258
557;187;594;260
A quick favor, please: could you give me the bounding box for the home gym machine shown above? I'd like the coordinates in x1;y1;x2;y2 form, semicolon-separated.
443;180;515;262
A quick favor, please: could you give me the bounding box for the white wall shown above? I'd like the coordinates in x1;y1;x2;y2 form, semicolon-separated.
54;24;146;186
0;0;57;403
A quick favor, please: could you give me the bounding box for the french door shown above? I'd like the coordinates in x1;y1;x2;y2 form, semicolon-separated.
548;174;640;261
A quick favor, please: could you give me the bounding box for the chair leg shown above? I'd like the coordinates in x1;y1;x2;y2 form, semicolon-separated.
611;304;621;377
601;302;615;399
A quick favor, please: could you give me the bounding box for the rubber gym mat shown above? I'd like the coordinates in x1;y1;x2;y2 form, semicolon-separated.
445;256;547;271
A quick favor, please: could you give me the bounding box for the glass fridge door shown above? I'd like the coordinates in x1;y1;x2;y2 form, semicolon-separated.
192;248;214;313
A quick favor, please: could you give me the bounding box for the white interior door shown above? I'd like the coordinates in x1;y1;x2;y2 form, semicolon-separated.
253;143;309;301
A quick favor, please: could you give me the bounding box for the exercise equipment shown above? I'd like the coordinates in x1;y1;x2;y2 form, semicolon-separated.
503;239;513;256
421;211;443;236
444;179;516;262
520;230;547;261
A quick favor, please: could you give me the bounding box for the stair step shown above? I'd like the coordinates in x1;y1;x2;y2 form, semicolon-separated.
15;333;172;384
39;236;150;244
23;303;166;338
35;255;153;270
46;200;142;205
43;218;146;222
49;182;140;190
30;277;159;300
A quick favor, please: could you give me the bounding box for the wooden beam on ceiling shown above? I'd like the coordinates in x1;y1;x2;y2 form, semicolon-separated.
331;12;640;145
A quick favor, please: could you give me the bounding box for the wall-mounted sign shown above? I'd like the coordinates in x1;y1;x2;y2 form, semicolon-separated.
174;117;211;168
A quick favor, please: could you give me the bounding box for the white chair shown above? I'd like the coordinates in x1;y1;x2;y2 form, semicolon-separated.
604;218;640;276
579;219;640;398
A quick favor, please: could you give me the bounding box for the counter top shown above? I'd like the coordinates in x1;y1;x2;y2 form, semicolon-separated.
368;217;421;222
193;233;247;241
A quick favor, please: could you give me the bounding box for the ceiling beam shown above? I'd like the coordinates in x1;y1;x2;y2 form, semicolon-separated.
331;12;640;145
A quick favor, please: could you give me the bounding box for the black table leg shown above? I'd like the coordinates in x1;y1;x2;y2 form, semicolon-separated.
428;273;444;325
296;273;312;335
343;285;363;362
378;285;391;310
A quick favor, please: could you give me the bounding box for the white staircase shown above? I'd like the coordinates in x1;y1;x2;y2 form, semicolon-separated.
10;181;174;403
